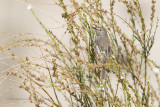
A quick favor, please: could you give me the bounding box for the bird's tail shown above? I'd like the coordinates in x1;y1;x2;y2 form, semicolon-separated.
101;66;106;80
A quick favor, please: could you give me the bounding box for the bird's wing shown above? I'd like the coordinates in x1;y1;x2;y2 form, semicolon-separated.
95;36;111;55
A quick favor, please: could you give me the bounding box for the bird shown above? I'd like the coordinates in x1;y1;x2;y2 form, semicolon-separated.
93;26;111;81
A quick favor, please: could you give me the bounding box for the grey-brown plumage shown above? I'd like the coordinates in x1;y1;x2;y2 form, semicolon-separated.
93;27;111;80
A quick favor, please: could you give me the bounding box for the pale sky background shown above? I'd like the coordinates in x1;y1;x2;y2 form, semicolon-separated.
0;0;160;107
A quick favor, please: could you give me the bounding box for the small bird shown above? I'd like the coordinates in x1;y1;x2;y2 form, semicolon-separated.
93;26;111;80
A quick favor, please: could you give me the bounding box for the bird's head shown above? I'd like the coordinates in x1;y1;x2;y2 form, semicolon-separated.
92;26;107;37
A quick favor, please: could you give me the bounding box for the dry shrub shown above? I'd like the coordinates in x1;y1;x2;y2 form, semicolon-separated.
0;0;160;106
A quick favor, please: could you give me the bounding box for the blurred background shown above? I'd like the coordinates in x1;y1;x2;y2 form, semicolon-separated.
0;0;160;107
